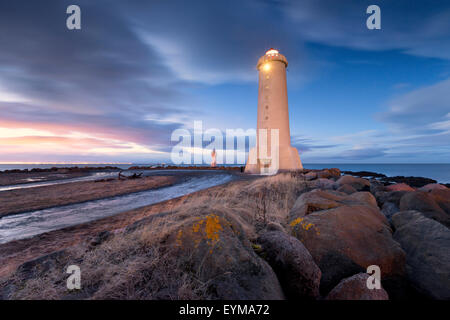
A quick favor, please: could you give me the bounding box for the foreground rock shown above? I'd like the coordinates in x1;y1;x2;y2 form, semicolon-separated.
399;191;450;228
325;273;389;300
289;189;377;219
392;211;450;300
166;212;285;299
257;231;321;300
289;189;405;296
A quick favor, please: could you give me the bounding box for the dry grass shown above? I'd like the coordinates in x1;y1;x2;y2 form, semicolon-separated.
2;172;309;300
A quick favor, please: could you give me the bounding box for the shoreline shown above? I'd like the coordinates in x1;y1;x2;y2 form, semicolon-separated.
0;164;448;186
0;176;178;218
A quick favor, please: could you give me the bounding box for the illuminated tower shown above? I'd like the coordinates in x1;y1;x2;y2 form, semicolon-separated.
245;49;302;174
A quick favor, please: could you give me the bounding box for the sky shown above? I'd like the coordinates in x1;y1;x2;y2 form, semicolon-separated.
0;0;450;164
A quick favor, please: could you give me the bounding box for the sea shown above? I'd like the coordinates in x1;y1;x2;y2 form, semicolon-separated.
0;163;449;183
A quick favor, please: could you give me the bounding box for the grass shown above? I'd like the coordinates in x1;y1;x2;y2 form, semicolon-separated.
2;172;309;300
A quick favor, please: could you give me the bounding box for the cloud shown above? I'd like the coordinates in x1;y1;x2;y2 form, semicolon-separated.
284;0;450;60
339;147;387;160
378;78;450;133
1;1;449;163
291;136;339;153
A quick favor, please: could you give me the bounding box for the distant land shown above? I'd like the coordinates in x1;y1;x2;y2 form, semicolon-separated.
1;163;449;183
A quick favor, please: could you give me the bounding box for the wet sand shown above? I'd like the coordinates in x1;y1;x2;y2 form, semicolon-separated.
0;176;177;217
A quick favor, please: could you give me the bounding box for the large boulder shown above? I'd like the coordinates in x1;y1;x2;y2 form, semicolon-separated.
399;191;450;228
429;188;450;215
392;211;450;300
336;184;357;195
257;231;321;300
289;189;377;220
289;203;405;296
325;273;389;300
169;213;285;299
335;176;370;191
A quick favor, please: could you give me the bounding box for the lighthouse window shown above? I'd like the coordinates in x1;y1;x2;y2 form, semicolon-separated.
265;116;269;120
265;105;269;109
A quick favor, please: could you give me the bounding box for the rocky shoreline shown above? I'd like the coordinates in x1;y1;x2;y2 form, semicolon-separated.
0;168;449;300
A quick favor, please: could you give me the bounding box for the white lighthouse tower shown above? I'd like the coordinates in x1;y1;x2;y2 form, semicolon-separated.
245;49;302;174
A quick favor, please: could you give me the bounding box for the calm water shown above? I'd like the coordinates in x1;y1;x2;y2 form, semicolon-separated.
0;163;449;183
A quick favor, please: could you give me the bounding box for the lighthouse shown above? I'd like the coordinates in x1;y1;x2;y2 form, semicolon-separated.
245;49;302;174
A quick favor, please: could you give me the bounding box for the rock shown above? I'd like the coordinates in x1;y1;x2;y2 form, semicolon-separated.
392;211;450;300
289;204;405;296
399;191;450;228
335;175;370;191
169;213;285;299
381;176;437;188
317;168;340;180
370;179;387;195
419;183;448;192
377;191;409;208
325;273;389;300
265;222;286;233
89;230;112;247
289;189;378;220
289;189;343;219
304;171;318;181
385;183;415;192
310;178;335;190
381;202;399;221
257;231;321;299
336;184;357;195
429;189;450;215
346;192;378;208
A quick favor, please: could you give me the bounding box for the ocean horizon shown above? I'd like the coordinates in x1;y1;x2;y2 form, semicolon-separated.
0;163;449;183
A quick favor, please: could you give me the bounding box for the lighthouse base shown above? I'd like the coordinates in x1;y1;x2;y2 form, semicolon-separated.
245;146;303;175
